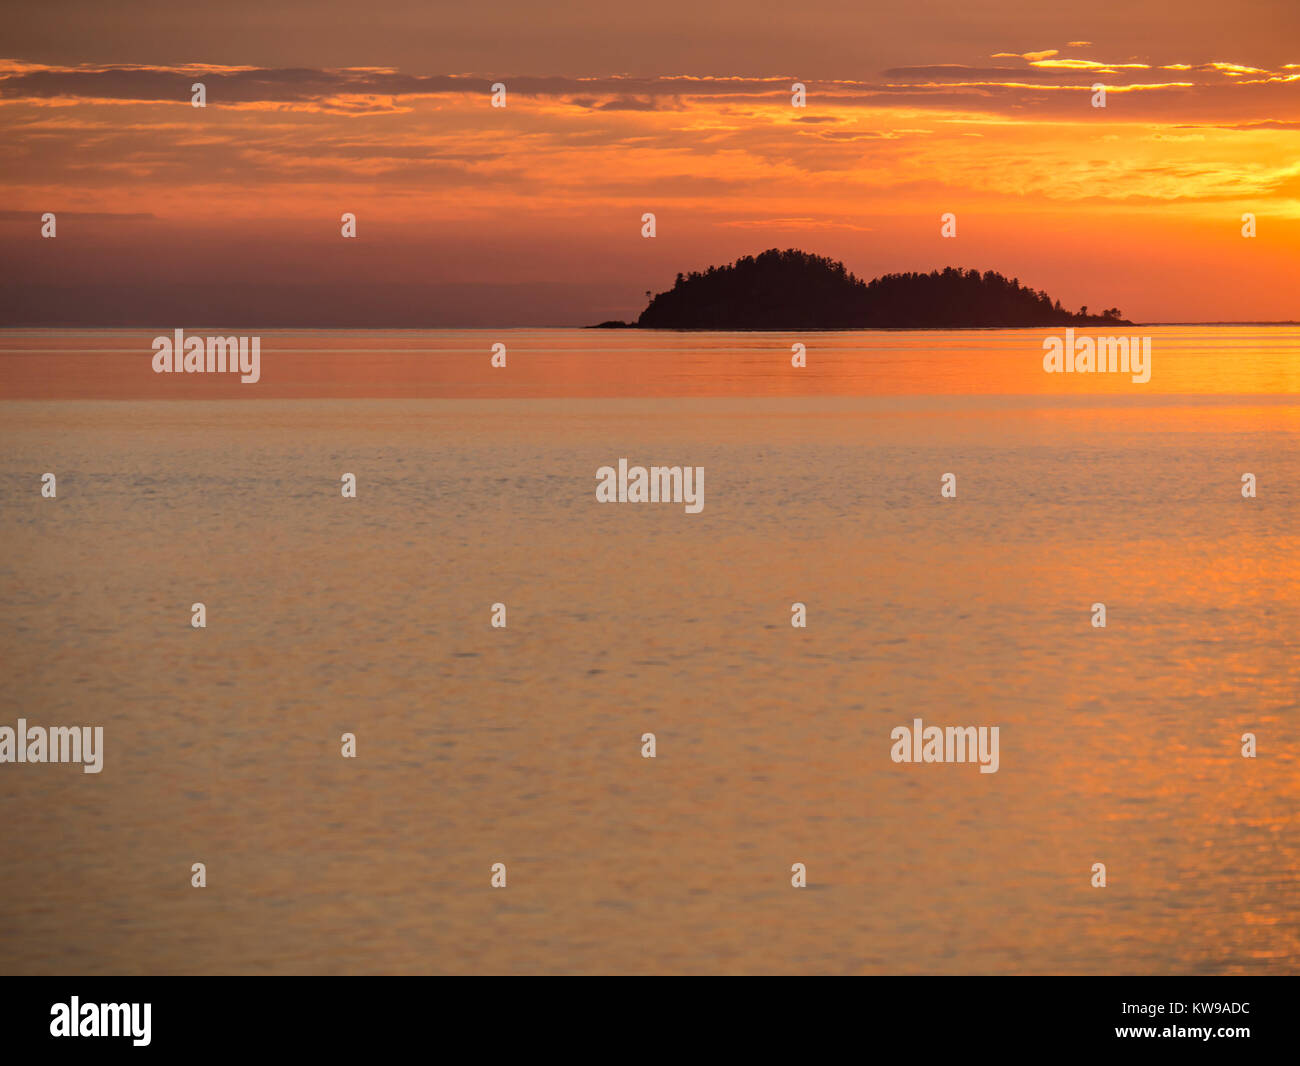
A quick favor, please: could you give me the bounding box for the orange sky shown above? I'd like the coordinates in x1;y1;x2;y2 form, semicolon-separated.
2;1;1298;324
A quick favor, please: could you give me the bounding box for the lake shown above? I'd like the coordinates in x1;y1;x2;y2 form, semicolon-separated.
1;326;1297;974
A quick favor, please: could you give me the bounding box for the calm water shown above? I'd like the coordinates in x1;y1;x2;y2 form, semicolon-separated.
1;328;1297;974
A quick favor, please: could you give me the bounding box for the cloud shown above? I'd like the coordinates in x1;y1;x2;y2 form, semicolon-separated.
3;50;1297;227
0;209;154;220
991;50;1059;61
3;57;1296;112
716;216;874;231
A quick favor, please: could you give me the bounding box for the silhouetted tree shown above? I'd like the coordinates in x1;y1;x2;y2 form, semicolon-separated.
635;249;1132;329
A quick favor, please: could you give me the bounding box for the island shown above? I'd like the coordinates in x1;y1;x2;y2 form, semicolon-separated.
592;248;1132;329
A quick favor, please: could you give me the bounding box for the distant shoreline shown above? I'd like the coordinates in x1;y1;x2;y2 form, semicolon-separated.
3;322;1300;331
587;322;1157;331
590;320;1299;330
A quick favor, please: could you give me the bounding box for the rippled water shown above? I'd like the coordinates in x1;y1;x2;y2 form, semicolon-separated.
1;328;1297;974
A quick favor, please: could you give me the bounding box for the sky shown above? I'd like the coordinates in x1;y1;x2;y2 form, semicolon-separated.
2;0;1299;325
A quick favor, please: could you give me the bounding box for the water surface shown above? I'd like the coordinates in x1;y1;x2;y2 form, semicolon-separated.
1;327;1296;974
